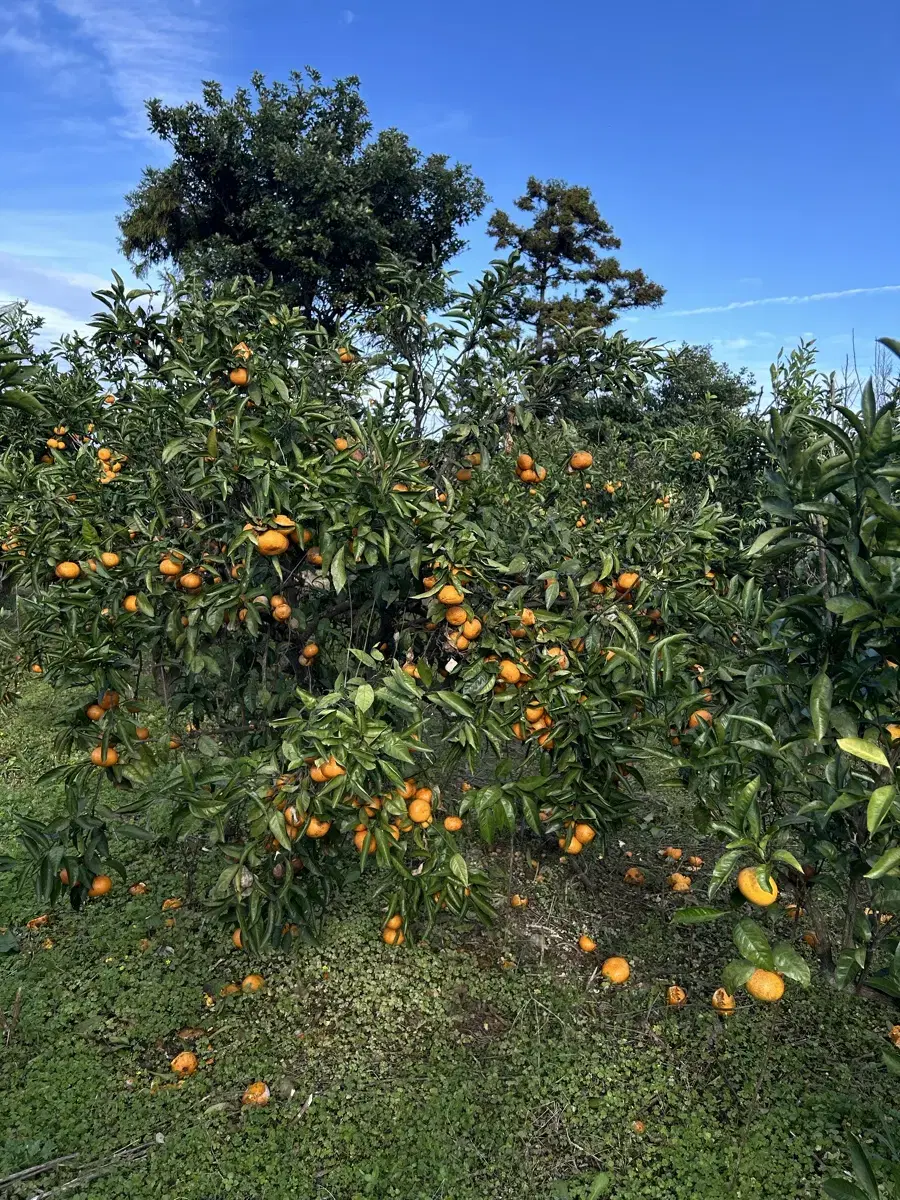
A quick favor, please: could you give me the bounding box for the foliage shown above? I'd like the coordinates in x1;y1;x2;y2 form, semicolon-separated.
0;264;749;955
675;339;900;997
487;177;664;355
1;685;896;1199
118;69;487;327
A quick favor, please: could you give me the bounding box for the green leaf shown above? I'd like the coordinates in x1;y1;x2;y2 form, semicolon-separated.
810;670;833;743
822;1181;871;1200
848;1134;880;1200
330;546;347;593
429;690;474;719
161;437;189;463
746;527;791;557
0;929;18;953
837;738;890;769
771;849;805;874
733;918;774;969
721;959;754;993
834;948;864;987
355;684;375;714
448;853;469;886
877;336;900;360
708;848;743;899
771;941;811;986
587;1174;612;1199
865;847;900;878
866;785;896;835
671;907;727;925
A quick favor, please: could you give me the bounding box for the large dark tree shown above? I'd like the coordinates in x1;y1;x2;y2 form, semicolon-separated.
488;177;664;354
118;69;487;328
647;343;761;425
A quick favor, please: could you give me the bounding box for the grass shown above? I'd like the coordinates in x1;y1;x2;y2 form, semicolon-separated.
0;684;896;1199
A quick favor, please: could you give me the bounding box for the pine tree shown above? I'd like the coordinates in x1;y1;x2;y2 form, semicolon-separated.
488;177;664;354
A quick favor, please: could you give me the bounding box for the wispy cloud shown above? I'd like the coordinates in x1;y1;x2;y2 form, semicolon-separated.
660;284;900;318
342;9;355;23
0;291;90;340
3;0;219;132
52;0;218;126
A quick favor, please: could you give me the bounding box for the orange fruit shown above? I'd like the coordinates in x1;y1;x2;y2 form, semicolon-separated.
510;894;529;908
123;595;140;613
559;836;584;855
616;570;639;592
737;866;778;907
334;437;349;451
578;934;597;953
745;969;784;1002
179;572;202;591
129;882;148;896
242;1081;271;1106
667;985;687;1007
624;867;645;886
382;926;405;945
408;798;432;824
662;847;683;860
889;1025;900;1048
516;453;534;471
305;817;331;838
687;709;713;729
272;603;292;621
385;914;403;930
90;746;119;768
574;823;595;845
171;1051;198;1075
88;874;112;897
456;468;472;482
691;450;702;461
687;855;703;868
802;931;818;948
499;660;521;684
86;703;105;721
258;530;289;556
601;956;630;983
322;756;345;779
438;584;464;606
54;561;81;580
445;606;468;627
160;557;182;577
97;448;112;462
520;608;536;626
397;778;417;800
668;873;691;892
461;617;482;639
443;815;463;832
712;988;736;1014
570;451;593;470
229;367;249;386
338;347;354;364
135;726;150;741
302;643;320;658
241;973;265;993
100;552;119;568
354;829;376;854
161;897;182;911
232;928;243;949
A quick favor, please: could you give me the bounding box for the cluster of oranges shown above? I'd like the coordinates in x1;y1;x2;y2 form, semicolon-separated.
514;453;548;490
96;445;127;484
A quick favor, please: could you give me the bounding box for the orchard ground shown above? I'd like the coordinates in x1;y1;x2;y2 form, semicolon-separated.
0;683;895;1200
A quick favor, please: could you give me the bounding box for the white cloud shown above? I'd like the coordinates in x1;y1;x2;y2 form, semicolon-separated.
0;23;83;72
3;0;219;132
342;9;355;23
0;292;90;340
659;284;900;318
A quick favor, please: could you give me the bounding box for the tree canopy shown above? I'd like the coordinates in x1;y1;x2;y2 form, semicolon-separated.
487;177;664;353
118;69;487;328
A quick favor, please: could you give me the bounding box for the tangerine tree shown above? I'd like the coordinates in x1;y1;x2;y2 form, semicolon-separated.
0;268;740;952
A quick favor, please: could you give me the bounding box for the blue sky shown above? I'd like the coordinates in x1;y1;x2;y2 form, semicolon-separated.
2;0;899;387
